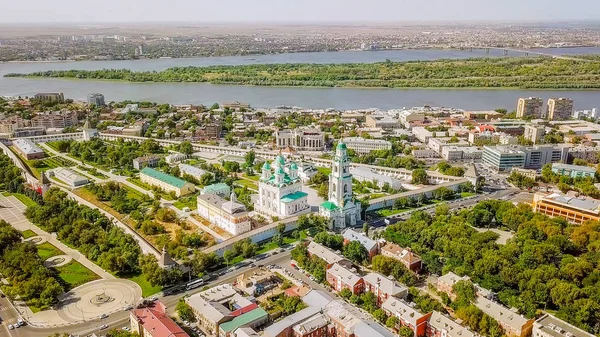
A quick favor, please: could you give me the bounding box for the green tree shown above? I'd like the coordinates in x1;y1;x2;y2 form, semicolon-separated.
277;223;286;235
340;288;352;300
386;316;399;329
398;326;414;337
411;169;428;185
176;299;196;322
373;308;387;323
179;141;193;155
244;150;256;168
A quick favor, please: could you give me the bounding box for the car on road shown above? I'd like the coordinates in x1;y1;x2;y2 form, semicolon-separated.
150;297;158;301
100;324;109;330
122;327;131;331
123;305;134;311
8;324;14;330
100;314;108;319
250;263;256;267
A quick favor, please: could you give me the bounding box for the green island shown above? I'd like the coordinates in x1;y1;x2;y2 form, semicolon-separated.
5;56;600;89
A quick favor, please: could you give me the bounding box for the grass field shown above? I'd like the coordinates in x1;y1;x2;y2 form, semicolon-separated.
243;174;260;181
76;165;109;179
127;177;174;200
235;179;258;190
461;192;476;198
56;261;100;289
376;208;409;217
7;193;38;208
36;242;64;260
42;156;77;170
317;167;332;175
173;194;198;211
121;272;162;297
21;229;37;239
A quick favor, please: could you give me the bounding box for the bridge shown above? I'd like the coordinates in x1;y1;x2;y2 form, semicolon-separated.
463;46;597;62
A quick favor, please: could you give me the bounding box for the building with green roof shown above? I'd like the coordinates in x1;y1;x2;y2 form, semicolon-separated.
140;167;195;197
218;308;269;337
202;183;231;198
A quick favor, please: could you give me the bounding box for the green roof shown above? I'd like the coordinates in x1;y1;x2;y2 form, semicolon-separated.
281;191;308;203
140;167;188;188
262;161;271;170
203;183;230;193
290;162;298;170
276;166;285;174
219;308;268;333
320;201;339;211
337;142;347;150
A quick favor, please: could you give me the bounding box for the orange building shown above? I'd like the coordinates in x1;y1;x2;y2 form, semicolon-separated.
532;192;600;225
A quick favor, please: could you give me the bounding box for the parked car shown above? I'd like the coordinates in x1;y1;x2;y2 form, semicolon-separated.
7;325;14;330
100;314;108;319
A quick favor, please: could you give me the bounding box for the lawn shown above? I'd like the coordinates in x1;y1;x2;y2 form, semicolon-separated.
376;208;409;217
461;192;476;198
127;177;174;200
121;272;162;297
21;229;37;239
173;194;198;211
8;193;38;208
56;261;100;289
317;167;332;175
235;179;258;190
77;165;109;179
243;174;260;181
36;242;64;260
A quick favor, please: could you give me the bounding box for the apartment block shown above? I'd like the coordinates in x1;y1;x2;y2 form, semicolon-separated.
533;192;600;225
547;98;574;121
363;272;408;306
365;114;398;130
130;301;190;337
326;263;364;295
133;155;161;170
533;314;595;337
426;311;475;337
31;111;78;129
474;296;534;337
482;145;568;172
306;241;349;268
551;163;596;178
87;93;105;106
382;297;429;337
523;125;545;144
341;228;379;260
380;243;422;272
436;272;470;300
342;137;392;155
517;97;543;119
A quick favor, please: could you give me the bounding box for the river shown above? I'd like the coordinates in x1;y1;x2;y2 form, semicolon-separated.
1;48;599;110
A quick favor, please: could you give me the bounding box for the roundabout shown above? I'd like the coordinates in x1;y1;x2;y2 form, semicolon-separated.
56;279;142;323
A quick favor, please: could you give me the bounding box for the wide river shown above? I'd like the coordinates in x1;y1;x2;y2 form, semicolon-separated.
1;48;600;110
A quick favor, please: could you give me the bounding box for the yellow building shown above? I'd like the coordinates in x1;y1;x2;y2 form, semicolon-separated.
140;167;195;197
532;192;600;225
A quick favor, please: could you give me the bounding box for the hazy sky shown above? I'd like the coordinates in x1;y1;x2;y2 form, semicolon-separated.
2;0;600;23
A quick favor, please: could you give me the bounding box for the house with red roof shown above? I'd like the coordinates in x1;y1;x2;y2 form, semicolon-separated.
130;301;190;337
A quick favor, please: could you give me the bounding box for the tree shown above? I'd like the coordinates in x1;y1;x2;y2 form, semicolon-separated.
373;308;387;323
179;141;193;155
398;326;414;337
272;234;284;246
340;288;352;300
223;249;236;266
200;173;213;186
176;299;196;322
363;223;369;236
411;169;428;185
245;150;256;168
386;316;399;329
277;223;286;235
156;208;176;223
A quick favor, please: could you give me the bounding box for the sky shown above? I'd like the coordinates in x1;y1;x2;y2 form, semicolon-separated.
2;0;600;23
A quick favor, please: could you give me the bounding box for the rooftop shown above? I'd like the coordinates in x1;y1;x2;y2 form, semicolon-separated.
474;296;531;331
13;139;44;154
140;167;189;188
320;201;339;211
428;311;475;337
438;272;470;287
132;301;190;337
381;297;424;326
551;163;596;174
381;243;422;265
363;272;408;297
264;307;321;337
203;183;231;193
281;191;308;203
342;228;378;251
307;241;345;265
534;313;595;337
200;284;238;302
540;192;600;212
219;308;268;333
327;263;362;287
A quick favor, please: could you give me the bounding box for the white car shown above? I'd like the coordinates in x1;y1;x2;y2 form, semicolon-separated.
7;324;14;330
122;327;131;331
100;324;109;330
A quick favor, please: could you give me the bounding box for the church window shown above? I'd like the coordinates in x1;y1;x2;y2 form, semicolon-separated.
344;184;348;193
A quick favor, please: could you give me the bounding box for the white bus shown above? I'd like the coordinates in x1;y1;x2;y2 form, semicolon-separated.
186;279;205;291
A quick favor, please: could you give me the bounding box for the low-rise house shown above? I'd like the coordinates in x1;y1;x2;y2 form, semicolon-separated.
202;183;231;198
140;167;195;197
12;139;45;160
306;241;348;268
533;314;595;337
179;163;208;181
166;153;187;164
292;314;328;337
50;167;89;187
341;228;379;260
326;263;364;295
382;297;429;337
426;311;475;337
380;243;422;273
363;272;408;306
474;296;534;337
130;301;190;337
133;155;161;170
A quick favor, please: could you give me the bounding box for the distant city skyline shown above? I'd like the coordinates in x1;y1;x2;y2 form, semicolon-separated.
2;0;600;23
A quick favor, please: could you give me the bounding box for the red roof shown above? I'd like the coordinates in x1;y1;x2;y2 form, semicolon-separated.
133;301;190;337
230;303;259;317
477;125;495;132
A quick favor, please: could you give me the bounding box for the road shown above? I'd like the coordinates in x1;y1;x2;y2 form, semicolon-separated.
5;251;293;337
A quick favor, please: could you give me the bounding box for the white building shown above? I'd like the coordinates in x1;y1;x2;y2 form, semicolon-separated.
533;314;595;337
197;192;251;235
350;166;402;190
397;110;425;129
255;154;310;218
275;129;324;151
166;153;187;164
427;137;470;154
523;125;545;144
319;142;361;229
296;161;317;182
342;137;392;155
179;164;208;180
50;167;89;187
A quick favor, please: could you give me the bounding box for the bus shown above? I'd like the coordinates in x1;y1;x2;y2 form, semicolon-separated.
186;279;205;291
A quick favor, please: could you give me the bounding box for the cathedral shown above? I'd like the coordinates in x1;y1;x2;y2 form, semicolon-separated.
254;154;311;218
319;142;361;230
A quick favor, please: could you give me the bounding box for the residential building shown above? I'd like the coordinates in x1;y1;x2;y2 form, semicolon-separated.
511;168;540;180
34;92;64;103
412;149;439;159
398;110;425;129
31;111;78;129
166;153;187;164
186;294;233;335
130;301;189;337
350;166;402;190
474;296;534;337
179;164;208;180
326;263;364;295
275;129;325;151
428;138;470;154
140;167;195;197
342;137;392;155
380;243;422;272
341;228;379;260
234;327;260;337
292;314;328;337
482;145;568;172
412;127;456;143
264;291;332;337
363;272;408;305
436;272;470;300
533;314;595;337
50;168;89;187
463;110;503;120
133;155;161;170
195;123;223;140
255;154;310;218
523;125;545;144
365;114;398;130
87;93;105;106
532;192;600;225
202;183;231;198
218;308;269;337
306;241;348;268
517;97;543;119
319;143;361;230
197;192;251;236
551;163;596;178
0;116;29;134
568;146;600;163
382;297;429;337
547;98;574;121
12;138;45;160
426;311;475;337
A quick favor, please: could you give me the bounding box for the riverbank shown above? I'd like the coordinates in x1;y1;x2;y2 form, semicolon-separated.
6;57;600;89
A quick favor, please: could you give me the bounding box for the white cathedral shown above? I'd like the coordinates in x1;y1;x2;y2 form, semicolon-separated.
255;154;311;218
319;142;361;230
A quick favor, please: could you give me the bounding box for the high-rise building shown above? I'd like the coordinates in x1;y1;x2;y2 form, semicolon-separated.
319;142;361;229
523;125;545;144
87;93;105;107
546;98;574;121
516;97;543;119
